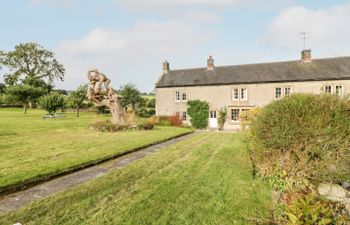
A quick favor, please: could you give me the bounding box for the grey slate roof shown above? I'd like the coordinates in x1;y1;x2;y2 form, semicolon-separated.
156;56;350;88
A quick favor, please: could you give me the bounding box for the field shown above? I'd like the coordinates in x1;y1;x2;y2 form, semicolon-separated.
0;132;272;225
0;108;193;191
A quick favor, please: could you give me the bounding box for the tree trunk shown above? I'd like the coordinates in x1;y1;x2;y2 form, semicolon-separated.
24;103;28;114
76;106;80;117
110;101;125;125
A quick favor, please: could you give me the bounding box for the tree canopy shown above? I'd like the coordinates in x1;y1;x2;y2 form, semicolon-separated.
120;83;142;110
5;85;45;113
39;92;67;115
68;85;88;117
1;42;65;87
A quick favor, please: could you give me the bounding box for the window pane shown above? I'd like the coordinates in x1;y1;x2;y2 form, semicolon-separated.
175;91;180;101
182;92;187;101
284;87;291;96
241;88;247;100
325;85;332;93
233;88;239;100
182;112;187;121
336;85;343;97
231;109;239;121
275;87;282;99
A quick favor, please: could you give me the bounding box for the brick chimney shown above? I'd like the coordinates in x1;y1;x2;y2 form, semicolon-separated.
301;49;312;63
163;60;170;74
207;55;214;70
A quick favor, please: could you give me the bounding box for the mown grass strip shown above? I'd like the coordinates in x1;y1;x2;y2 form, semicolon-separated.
0;132;273;225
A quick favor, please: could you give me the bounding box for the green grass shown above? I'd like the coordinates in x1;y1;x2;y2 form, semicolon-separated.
0;108;193;191
0;132;273;225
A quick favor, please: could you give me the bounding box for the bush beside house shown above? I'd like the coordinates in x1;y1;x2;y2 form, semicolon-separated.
248;94;350;224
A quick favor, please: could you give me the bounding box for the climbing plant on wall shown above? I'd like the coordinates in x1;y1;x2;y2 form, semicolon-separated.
187;100;209;129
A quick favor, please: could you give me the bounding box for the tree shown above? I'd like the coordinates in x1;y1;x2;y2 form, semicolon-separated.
218;107;227;130
0;83;5;95
68;85;87;117
1;42;65;88
120;83;142;110
39;92;67;115
5;85;44;113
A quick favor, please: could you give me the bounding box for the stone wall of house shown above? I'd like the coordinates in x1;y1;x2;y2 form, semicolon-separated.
155;79;350;130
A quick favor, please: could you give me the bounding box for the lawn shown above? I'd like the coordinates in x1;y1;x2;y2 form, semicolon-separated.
0;132;273;225
0;108;193;192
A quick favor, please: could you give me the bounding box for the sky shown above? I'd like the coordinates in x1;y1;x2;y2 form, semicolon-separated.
1;0;350;92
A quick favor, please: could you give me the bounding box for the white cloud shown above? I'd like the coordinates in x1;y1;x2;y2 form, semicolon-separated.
262;3;350;57
55;20;213;91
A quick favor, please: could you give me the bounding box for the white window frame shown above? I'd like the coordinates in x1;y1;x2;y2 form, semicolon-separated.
232;88;239;101
240;88;248;101
231;109;240;121
284;87;292;97
182;112;187;121
324;85;332;94
335;85;343;97
275;87;282;99
175;91;181;102
181;92;187;102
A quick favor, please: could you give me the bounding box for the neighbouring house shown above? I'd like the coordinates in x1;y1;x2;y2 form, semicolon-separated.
155;50;350;130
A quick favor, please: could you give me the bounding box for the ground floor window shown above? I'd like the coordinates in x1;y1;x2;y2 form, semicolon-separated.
231;109;240;121
182;112;187;121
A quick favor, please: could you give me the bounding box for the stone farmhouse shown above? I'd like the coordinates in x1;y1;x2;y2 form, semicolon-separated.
155;50;350;129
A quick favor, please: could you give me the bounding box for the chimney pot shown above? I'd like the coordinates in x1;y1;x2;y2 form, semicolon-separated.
207;55;214;70
301;49;312;63
163;60;170;74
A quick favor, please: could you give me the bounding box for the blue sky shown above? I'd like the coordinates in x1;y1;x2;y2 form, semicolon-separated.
1;0;350;91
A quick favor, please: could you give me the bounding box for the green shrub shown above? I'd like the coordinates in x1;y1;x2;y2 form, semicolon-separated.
250;93;350;183
154;116;171;126
90;120;128;132
187;100;209;129
39;92;67;115
218;107;227;130
137;121;154;130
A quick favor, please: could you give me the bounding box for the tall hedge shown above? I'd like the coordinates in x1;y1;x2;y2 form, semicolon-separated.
187;100;209;129
250;93;350;183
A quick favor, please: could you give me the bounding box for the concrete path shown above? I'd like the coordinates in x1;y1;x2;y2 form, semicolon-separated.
0;132;196;213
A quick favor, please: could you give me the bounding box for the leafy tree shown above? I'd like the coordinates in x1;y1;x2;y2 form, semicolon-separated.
5;85;44;113
146;98;156;108
39;92;67;115
120;83;142;110
68;85;87;117
187;100;209;129
1;42;65;88
0;83;5;94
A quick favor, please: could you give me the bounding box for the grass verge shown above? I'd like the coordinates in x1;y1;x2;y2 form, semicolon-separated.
0;132;272;225
0;108;193;192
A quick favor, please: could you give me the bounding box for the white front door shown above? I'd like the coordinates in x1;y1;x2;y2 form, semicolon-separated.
209;110;217;128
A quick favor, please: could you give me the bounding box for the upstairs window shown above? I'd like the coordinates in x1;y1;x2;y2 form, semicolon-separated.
175;91;181;102
336;85;343;97
240;88;248;100
232;88;239;100
231;109;240;121
275;87;282;99
324;85;332;94
182;92;187;101
284;87;292;96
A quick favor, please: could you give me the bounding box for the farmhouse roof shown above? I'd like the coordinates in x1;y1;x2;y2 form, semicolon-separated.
155;56;350;88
